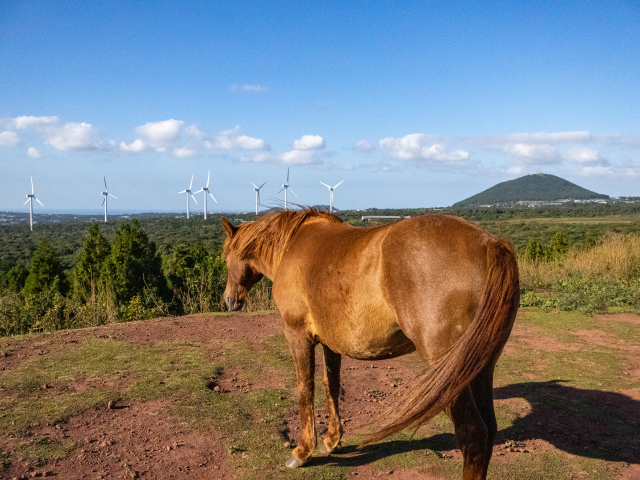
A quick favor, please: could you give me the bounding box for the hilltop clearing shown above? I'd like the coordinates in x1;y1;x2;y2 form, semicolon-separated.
0;309;639;479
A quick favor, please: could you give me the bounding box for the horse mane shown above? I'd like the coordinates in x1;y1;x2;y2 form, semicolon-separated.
224;207;343;265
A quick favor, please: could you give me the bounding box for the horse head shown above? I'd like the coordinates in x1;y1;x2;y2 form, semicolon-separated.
221;217;264;311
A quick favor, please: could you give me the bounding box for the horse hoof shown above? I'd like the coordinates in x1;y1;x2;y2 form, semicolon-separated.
285;455;305;468
319;441;341;455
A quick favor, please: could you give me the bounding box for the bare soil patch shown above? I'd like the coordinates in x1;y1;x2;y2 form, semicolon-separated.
595;313;640;325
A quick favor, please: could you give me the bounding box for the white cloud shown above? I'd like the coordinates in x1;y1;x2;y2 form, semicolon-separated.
120;139;146;152
27;147;41;158
239;148;322;165
231;84;267;92
352;140;375;153
205;125;269;150
2;116;108;151
45;122;104;150
12;116;59;130
379;134;469;162
293;135;325;150
504;143;560;164
174;147;198;158
565;148;609;166
0;130;20;146
135;119;184;143
281;149;318;165
578;165;615;177
503;131;592;144
186;124;205;140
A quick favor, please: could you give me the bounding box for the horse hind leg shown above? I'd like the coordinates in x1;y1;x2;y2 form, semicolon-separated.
319;344;343;454
470;365;498;474
447;385;491;480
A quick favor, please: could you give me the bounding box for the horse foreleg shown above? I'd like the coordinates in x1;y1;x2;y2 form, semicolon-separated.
284;328;317;468
319;344;343;454
447;385;490;480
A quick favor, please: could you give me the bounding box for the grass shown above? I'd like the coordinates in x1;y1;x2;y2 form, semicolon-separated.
519;232;640;313
16;437;76;467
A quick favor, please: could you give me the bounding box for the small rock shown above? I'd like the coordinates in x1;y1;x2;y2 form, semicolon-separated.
107;400;115;409
284;441;291;448
166;446;171;451
213;386;221;392
41;384;49;390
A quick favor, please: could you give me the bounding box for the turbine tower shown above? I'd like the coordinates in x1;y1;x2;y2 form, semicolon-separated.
23;177;44;231
319;180;343;213
278;168;297;210
101;176;118;223
195;171;217;220
178;175;198;219
251;181;266;215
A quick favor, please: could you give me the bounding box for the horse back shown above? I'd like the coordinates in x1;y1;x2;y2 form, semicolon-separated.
274;215;495;362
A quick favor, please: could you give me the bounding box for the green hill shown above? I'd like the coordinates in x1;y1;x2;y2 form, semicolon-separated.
453;174;609;207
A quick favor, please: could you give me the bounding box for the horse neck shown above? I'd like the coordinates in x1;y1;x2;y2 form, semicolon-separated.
249;254;278;281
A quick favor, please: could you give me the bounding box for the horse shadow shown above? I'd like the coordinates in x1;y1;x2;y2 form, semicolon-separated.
493;380;640;465
309;433;457;468
309;380;640;467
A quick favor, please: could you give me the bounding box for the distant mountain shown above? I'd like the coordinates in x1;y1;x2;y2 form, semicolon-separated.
453;174;609;207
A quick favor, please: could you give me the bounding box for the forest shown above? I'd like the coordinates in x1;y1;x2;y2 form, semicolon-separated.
2;203;640;337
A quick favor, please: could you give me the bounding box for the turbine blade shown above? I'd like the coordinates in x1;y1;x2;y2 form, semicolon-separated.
190;194;198;204
23;198;30;206
278;187;285;194
259;181;266;189
251;181;258;189
102;197;105;206
35;197;44;207
209;193;217;203
178;190;187;194
109;194;118;199
194;188;204;194
207;170;210;188
287;167;289;183
31;177;34;194
104;176;108;191
320;182;331;188
189;175;193;191
289;188;298;197
333;180;344;188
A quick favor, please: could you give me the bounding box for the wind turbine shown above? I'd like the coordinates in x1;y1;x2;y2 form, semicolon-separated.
195;170;217;220
278;167;297;210
319;180;343;213
23;177;44;231
178;175;198;219
251;181;266;215
101;176;118;223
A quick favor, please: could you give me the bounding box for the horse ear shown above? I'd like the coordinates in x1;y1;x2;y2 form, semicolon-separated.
222;217;239;238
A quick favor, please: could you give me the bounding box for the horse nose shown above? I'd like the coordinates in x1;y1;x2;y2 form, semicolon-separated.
224;293;233;311
225;293;243;311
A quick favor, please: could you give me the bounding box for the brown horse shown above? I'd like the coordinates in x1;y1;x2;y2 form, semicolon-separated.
221;209;519;480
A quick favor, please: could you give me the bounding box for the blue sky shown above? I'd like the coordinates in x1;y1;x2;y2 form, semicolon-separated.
1;1;639;213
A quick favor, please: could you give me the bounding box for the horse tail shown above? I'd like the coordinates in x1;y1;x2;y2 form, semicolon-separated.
362;237;519;446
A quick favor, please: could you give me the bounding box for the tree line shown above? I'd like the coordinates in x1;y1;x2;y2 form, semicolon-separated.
0;220;228;337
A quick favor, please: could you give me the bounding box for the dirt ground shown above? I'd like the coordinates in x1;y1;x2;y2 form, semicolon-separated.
1;311;639;479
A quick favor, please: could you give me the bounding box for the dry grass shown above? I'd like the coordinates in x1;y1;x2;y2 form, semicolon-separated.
243;279;277;312
519;232;640;288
